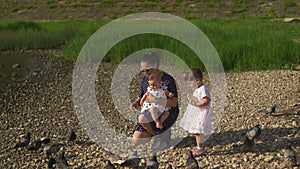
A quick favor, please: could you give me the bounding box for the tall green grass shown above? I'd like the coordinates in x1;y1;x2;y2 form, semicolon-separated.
62;20;107;60
101;18;300;71
0;20;75;50
0;19;299;71
192;18;300;71
0;20;42;31
80;18;299;71
103;34;204;69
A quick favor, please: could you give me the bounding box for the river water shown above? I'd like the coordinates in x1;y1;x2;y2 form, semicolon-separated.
0;53;53;88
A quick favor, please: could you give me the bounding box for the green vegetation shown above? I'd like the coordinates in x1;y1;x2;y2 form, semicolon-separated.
0;20;76;51
283;0;297;8
142;1;157;8
0;20;42;31
0;18;299;71
192;18;300;71
98;0;115;7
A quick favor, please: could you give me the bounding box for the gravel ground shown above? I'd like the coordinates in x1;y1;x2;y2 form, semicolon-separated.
0;53;299;169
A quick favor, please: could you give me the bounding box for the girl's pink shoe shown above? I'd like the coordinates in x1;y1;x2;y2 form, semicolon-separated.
192;146;205;157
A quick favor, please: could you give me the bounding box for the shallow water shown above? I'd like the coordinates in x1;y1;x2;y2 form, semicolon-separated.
0;53;51;78
0;53;53;90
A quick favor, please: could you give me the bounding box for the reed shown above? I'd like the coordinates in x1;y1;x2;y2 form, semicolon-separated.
0;20;75;50
1;18;299;71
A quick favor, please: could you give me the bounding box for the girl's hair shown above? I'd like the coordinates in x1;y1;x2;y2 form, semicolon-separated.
149;68;163;82
185;68;203;81
141;52;160;67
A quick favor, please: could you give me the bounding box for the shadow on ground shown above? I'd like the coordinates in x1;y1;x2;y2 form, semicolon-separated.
174;126;299;155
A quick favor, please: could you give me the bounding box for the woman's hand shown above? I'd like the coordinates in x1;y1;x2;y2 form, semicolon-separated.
130;100;140;112
165;89;174;98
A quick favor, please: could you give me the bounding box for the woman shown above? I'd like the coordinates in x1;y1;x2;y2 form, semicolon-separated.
130;52;178;144
126;52;179;168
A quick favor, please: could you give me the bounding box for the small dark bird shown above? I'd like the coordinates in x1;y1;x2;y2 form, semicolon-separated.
104;160;116;169
69;130;76;143
48;158;56;168
27;139;42;150
259;105;276;115
44;143;64;158
40;137;51;145
146;155;159;169
56;151;69;169
246;124;261;140
244;124;261;149
186;151;199;169
14;132;31;149
120;151;139;168
284;143;297;167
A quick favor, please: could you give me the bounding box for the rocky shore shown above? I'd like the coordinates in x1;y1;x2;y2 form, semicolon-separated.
0;53;299;168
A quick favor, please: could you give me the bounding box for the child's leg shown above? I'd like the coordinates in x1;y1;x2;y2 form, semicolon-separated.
138;113;155;136
194;134;203;148
149;108;163;129
160;110;170;124
193;133;205;156
138;113;144;124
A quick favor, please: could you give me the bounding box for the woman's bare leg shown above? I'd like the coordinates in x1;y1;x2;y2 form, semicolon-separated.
132;131;152;146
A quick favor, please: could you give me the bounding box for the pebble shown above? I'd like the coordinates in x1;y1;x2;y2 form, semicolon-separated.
12;63;21;68
264;156;273;162
292;121;297;126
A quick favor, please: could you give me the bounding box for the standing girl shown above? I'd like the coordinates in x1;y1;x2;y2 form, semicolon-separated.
180;68;212;157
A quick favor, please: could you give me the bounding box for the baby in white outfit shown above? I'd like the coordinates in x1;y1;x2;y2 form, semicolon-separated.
140;68;173;129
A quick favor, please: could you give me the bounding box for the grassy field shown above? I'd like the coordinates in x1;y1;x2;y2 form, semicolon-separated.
1;18;299;71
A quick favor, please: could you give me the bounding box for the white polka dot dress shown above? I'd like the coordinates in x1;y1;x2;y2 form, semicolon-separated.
141;86;169;113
